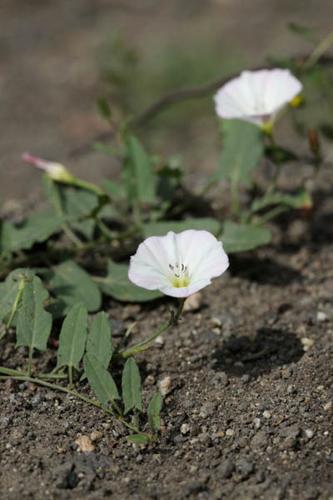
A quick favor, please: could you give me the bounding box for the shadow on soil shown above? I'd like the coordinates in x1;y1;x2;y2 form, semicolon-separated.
213;327;304;378
230;256;303;286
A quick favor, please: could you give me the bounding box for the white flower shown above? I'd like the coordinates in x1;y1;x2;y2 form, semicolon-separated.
21;153;74;183
214;69;303;130
128;230;229;298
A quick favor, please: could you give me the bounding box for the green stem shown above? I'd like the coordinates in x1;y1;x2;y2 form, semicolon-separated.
257;205;289;224
68;366;73;387
28;347;33;377
62;225;84;248
120;321;171;359
120;298;185;359
38;372;68;380
71;178;104;197
95;218;114;240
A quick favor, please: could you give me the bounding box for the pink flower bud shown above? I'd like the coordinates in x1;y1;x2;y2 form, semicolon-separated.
21;153;74;183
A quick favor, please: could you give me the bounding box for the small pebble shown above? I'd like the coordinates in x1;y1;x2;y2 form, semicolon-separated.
90;430;103;442
210;317;222;328
317;311;328;322
254;418;261;429
301;337;314;351
263;410;271;419
305;429;314;439
323;401;332;411
180;423;190;435
183;293;203;312
154;335;164;346
226;428;234;437
159;376;172;396
75;435;95;453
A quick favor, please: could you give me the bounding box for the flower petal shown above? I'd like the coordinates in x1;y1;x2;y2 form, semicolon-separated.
214;68;303;126
128;229;229;298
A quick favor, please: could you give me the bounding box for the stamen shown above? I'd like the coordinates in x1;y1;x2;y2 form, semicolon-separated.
168;261;190;288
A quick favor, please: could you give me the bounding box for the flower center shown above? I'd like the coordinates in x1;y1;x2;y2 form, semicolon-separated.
169;263;190;288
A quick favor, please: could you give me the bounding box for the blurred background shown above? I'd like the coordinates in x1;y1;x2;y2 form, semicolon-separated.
1;0;333;205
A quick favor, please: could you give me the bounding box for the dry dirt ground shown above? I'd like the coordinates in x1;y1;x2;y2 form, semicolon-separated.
1;1;333;499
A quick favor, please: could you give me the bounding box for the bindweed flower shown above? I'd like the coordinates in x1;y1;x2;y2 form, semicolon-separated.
22;153;75;183
128;230;229;298
214;68;303;132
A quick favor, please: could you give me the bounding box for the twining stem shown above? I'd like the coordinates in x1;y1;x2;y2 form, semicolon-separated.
120;298;185;359
68;366;74;387
265;131;282;193
71;178;105;197
0;372;144;436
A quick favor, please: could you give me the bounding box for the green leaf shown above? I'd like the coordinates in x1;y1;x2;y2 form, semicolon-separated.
56;303;88;370
216;119;263;187
102;179;126;200
1;212;63;253
84;353;119;407
123;135;156;205
50;260;102;313
222;221;272;253
43;179;97;239
0;268;34;322
16;275;52;352
122;357;142;414
147;392;163;432
127;434;150;445
60;187;99;219
86;312;113;369
60;187;99;239
143;217;221;237
97;259;162;303
251;190;313;213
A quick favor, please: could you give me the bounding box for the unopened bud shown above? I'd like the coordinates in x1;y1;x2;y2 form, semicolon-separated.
21;153;74;183
289;94;304;108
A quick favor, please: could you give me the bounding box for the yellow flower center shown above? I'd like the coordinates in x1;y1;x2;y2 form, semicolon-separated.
169;263;190;288
289;94;303;108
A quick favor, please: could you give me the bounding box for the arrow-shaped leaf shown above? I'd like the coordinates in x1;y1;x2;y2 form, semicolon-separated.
56;303;88;371
86;312;113;369
50;260;102;313
147;392;163;432
122;357;142;414
16;275;52;353
84;353;119;407
0;269;34;322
